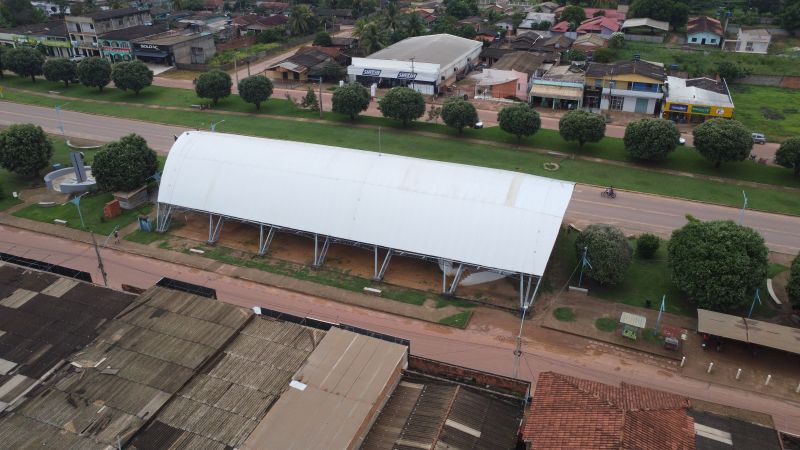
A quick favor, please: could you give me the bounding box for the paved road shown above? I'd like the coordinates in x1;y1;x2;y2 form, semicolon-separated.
2;101;799;254
0;225;797;434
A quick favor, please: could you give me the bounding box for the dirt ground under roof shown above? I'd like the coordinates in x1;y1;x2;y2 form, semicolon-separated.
168;212;525;308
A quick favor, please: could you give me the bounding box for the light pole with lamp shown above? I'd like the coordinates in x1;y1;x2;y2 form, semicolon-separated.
210;119;226;132
54;102;70;141
738;190;748;225
309;76;324;119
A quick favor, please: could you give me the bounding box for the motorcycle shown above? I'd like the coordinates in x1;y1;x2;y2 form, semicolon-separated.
601;188;616;199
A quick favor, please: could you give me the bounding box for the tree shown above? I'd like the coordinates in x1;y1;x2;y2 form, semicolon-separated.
624;118;680;161
0;0;45;26
256;26;287;44
0;45;7;78
566;48;586;62
237;75;273;110
670;1;689;30
43;58;77;87
378;87;426;126
609;32;625;48
320;60;345;81
77;57;111;91
195;70;232;105
382;0;400;30
91;134;158;192
668;219;768;312
560;5;585;24
331;82;370;120
693;118;752;168
0;124;53;177
355;19;389;54
559;110;605;147
5;47;44;82
787;254;800;310
781;1;800;31
591;47;616;63
313;31;332;46
498;103;541;141
716;61;750;82
511;11;525;30
288;4;314;36
575;224;632;286
628;0;672;24
111;60;153;95
403;12;426;37
441;97;478;134
301;87;318;111
775;136;800;177
636;233;660;259
427;105;442;123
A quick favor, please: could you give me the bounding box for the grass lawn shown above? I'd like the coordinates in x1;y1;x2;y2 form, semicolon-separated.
729;84;800;142
438;311;472;328
124;230;165;245
595;317;617;332
768;263;789;278
5;88;800;216
554;307;576;321
13;192;151;235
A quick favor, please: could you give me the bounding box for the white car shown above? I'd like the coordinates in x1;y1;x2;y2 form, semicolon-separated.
678;137;686;145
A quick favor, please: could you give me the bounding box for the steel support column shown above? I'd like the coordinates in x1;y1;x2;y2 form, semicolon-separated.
207;214;224;245
445;263;465;296
155;203;173;233
257;225;276;256
373;249;393;281
312;234;331;268
519;275;542;311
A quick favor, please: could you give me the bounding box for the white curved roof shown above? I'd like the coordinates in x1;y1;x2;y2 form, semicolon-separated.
158;132;574;276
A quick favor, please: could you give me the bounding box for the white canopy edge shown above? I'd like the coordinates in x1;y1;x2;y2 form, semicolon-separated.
158;132;575;276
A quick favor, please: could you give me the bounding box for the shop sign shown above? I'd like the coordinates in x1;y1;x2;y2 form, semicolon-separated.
102;46;131;53
669;103;689;112
715;108;726;116
135;43;166;52
44;40;72;48
691;105;711;114
362;68;381;77
397;71;417;80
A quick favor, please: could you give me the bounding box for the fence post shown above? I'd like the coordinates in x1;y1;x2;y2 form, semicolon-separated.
765;374;772;386
707;362;714;374
680;356;686;368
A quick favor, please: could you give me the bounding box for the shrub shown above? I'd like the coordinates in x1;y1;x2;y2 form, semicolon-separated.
636;233;660;259
111;60;154;95
595;317;617;331
5;47;45;82
775;136;800;177
43;58;77;87
331;83;370;120
624;118;680;161
237;75;273;110
77;57;111;91
91;134;159;192
787;254;800;310
441;97;478;133
575;224;632;286
378;87;426;125
498;103;541;140
195;70;232;105
0;124;53;177
693;118;752;168
559;110;605;147
554;307;576;321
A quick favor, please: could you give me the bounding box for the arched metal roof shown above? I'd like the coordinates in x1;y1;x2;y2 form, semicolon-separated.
158;132;574;276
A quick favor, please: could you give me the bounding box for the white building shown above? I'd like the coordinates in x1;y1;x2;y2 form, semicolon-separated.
347;34;483;95
725;28;771;54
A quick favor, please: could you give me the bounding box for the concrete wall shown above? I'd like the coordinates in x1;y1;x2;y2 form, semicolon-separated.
624;34;665;43
737;75;800;89
172;35;216;65
408;355;531;397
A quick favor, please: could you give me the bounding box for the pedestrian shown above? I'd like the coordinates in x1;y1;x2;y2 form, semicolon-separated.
113;229;120;244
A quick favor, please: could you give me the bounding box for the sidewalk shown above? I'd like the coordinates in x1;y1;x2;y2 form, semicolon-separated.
0;212;465;324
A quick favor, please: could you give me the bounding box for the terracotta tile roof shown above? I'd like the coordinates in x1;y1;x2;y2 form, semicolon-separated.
577;15;622;33
687;16;723;36
522;372;695;450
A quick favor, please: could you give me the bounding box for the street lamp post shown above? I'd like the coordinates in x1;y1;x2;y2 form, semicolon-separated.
210;119;226;132
309;76;323;119
55;102;70;141
738;190;748;225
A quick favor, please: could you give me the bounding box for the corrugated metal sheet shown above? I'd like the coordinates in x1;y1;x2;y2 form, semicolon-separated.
158;132;574;276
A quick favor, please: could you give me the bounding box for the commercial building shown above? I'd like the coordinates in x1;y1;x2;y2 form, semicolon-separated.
132;31;216;65
98;23;169;61
66;7;152;58
156;132;574;308
686;16;723;46
266;46;347;82
475;51;547;100
583;59;666;114
530;64;585;110
0;21;73;58
347;33;482;95
663;76;735;123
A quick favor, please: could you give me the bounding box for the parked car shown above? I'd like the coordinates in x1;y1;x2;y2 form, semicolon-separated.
678;136;686;145
752;132;766;144
473;121;484;129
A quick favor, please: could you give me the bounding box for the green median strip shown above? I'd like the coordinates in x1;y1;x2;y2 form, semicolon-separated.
3;80;800;216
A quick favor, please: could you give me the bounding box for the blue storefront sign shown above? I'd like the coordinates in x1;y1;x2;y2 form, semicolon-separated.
362;69;381;77
397;71;417;80
669;103;689;112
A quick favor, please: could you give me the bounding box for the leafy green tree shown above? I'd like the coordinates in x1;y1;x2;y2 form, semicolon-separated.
195;70;232;105
355;19;389;54
0;0;45;26
91;134;158;192
566;48;586;62
628;0;672;24
693;118;752;168
382;0;401;30
787;254;800;310
775;136;800;177
609;32;625;48
624;118;680;161
5;47;44;82
781;1;800;31
716;61;750;82
403;12;426;37
0;124;53;177
77;57;111;91
668;219;768;312
636;233;660;259
320;61;345;81
313;31;332;46
511;11;525;30
43;58;77;87
237;75;273;110
560;5;586;24
559;110;605;147
256;26;287;44
301;87;318;111
331;82;370;120
441;97;478;134
575;224;632;286
378;87;426;126
111;60;153;95
288;4;315;35
591;47;616;63
0;45;7;78
498;103;541;141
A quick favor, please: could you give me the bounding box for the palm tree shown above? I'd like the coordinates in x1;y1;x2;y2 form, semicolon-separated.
403;12;425;37
288;5;314;36
382;1;400;31
356;20;389;55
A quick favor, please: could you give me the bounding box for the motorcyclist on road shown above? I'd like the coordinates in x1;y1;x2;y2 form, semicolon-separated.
606;186;615;197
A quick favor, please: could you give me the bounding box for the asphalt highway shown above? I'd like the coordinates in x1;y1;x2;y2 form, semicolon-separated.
1;226;798;435
3;101;798;254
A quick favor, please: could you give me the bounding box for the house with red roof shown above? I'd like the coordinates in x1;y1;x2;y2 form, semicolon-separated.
687;16;724;46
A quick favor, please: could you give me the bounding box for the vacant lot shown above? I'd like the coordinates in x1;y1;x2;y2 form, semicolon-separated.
729;84;800;142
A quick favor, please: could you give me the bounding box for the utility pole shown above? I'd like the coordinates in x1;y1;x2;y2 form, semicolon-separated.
512;306;526;378
91;232;109;287
318;76;323;118
738;190;748;225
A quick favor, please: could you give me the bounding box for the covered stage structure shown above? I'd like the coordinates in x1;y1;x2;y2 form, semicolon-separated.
697;309;800;355
156;132;575;309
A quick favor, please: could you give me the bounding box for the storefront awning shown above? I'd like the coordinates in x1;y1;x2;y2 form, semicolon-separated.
135;51;169;58
531;84;583;101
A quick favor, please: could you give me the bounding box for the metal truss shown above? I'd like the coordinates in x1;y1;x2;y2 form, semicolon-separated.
155;203;173;233
207;214;225;245
258;225;276;256
372;247;393;281
312;234;331;268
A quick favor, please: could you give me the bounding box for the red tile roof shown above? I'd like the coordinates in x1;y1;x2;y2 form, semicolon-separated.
555;6;626;21
522;372;695;450
550;20;569;32
687;16;723;36
576;15;622;33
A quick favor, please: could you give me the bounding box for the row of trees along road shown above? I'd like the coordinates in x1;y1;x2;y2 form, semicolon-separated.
576;218;771;314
